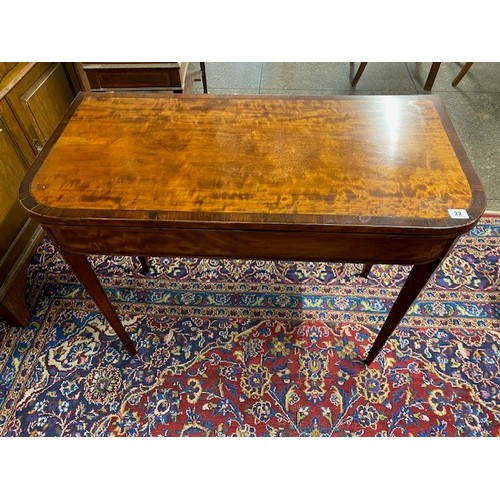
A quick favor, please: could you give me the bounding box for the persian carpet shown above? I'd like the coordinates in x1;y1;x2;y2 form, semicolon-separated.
0;214;498;437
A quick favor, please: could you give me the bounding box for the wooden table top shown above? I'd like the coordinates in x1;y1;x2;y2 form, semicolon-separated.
20;93;485;234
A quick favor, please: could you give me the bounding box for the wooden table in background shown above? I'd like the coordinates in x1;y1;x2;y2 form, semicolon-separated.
19;93;485;364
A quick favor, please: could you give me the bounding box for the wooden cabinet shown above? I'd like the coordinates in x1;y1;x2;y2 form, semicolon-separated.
0;100;34;256
6;63;75;153
81;62;189;91
0;62;77;325
0;62;18;81
77;62;206;93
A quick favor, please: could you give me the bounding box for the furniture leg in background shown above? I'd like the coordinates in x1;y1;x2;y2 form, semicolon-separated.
351;62;368;87
452;62;474;87
200;62;208;93
424;62;442;91
184;63;208;93
350;62;443;90
352;61;476;90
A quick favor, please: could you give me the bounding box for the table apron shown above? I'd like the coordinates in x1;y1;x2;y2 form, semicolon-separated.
45;224;457;265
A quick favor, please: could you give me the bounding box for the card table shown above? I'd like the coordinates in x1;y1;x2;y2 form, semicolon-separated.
19;93;485;364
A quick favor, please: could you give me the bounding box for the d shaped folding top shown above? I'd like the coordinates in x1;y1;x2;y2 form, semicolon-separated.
19;93;485;364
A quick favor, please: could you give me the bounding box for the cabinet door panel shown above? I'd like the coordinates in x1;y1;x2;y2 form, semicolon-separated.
7;62;75;152
0;62;17;81
0;109;31;257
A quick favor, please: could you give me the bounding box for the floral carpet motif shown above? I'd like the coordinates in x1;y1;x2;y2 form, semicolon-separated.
0;215;498;436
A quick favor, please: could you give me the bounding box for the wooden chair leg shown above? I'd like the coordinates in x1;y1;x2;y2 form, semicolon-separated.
351;62;367;87
424;62;441;91
200;62;208;93
452;62;474;87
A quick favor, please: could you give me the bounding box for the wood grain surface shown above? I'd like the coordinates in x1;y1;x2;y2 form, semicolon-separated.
24;93;482;230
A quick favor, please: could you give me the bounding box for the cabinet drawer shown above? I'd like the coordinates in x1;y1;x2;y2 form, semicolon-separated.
82;62;188;91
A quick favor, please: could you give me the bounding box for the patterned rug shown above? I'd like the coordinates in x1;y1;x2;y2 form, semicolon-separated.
0;215;498;436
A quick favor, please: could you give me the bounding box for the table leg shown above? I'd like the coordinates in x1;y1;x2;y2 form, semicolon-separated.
363;258;442;365
359;263;373;278
60;249;137;356
138;256;150;273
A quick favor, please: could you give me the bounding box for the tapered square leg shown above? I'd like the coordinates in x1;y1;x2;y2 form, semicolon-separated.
138;256;150;274
359;263;373;278
363;259;442;365
60;249;137;356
